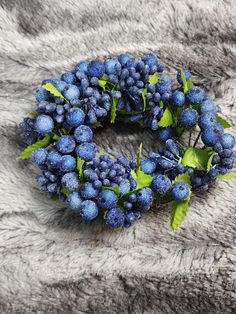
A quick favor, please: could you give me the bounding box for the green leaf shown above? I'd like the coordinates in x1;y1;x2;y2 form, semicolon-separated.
159;100;164;108
206;152;216;172
173;172;191;187
158;108;174;127
61;188;71;197
142;88;148;112
103;211;107;219
181;147;214;170
218;173;236;180
92;121;103;129
131;168;153;190
187;79;194;89
19;134;52;160
76;157;85;180
136;143;143;170
28;111;38;118
110;97;118;123
61;127;68;135
216;114;231;129
102;185;120;196
180;69;188;94
149;73;159;85
98;78;107;90
42;83;67;102
50;194;59;201
52;134;59;141
170;198;190;230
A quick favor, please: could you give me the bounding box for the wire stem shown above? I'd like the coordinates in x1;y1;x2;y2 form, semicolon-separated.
188;129;192;146
193;131;201;147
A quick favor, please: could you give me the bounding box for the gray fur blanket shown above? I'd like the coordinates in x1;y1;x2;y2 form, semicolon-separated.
0;0;236;313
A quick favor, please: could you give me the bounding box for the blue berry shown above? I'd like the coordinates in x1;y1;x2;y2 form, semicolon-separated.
81;182;99;199
68;192;83;211
158;127;173;142
214;143;223;153
80;200;98;220
87;60;105;78
128;193;137;203
35;114;54;134
62;172;80;191
200;99;217;114
156;76;171;95
140;159;156;174
177;70;191;85
61;72;77;84
74;61;88;74
171;182;190;200
198;113;217;130
31;148;48;165
63;85;80;101
220;149;233;158
221;157;234;169
36;175;48;185
105;58;120;75
180;108;199;128
76;142;96;161
106;208;125;228
136;187;153;210
66;108;85;127
57;136;76;154
47;151;62;168
53;80;67;93
97;190;118;210
218;166;228;175
123;201;133;210
93;180;102;189
165;139;180;157
221;133;235;149
172;91;185;107
185;87;205;104
59;155;76;172
35;88;51;102
119;179;131;195
152;174;171;194
142;53;158;67
201;124;224;146
208;168;219;179
118;53;133;66
47;183;58;193
125;211;137;226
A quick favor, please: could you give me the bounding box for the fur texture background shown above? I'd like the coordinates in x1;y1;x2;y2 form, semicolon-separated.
0;0;236;313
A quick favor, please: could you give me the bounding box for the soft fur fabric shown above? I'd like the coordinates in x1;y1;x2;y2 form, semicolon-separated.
0;0;236;313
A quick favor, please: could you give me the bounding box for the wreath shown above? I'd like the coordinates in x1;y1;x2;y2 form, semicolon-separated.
19;53;235;230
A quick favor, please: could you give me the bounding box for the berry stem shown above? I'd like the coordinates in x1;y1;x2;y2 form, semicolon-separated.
193;131;201;147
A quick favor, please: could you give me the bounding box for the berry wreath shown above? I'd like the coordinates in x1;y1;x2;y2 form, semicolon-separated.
19;53;236;230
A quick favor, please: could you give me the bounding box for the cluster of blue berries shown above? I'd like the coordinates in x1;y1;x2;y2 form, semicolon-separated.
19;52;235;230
